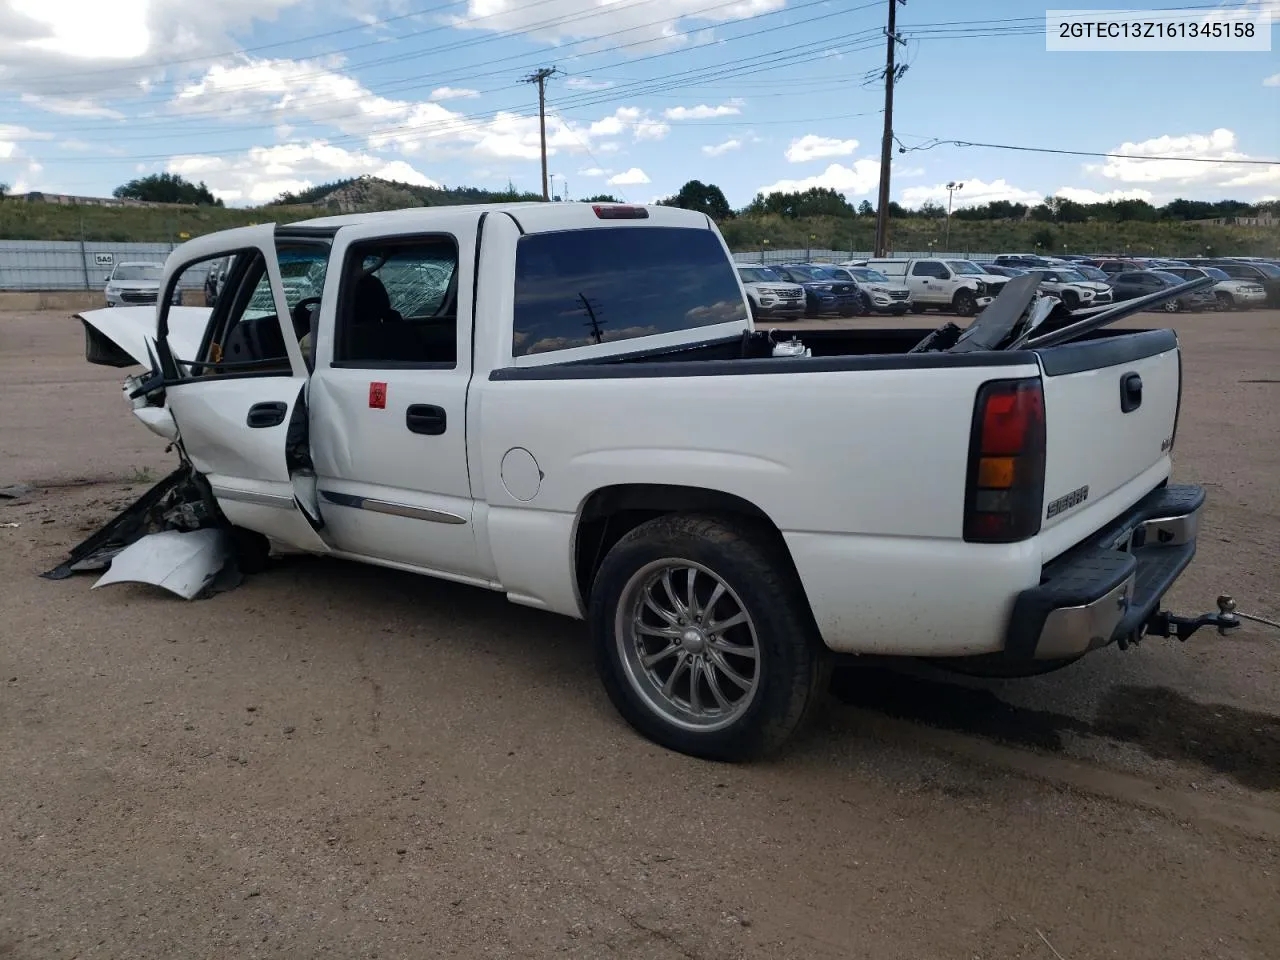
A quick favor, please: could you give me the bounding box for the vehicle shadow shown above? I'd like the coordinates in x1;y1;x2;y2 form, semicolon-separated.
829;664;1280;792
237;555;1280;792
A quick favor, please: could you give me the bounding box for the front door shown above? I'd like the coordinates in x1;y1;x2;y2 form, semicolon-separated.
305;215;487;582
154;225;333;553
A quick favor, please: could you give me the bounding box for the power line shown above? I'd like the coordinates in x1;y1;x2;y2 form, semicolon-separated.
897;137;1280;165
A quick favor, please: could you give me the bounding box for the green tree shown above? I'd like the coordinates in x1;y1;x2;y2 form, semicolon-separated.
918;199;946;219
113;173;224;206
659;179;733;220
857;199;874;217
582;194;621;203
0;182;8;200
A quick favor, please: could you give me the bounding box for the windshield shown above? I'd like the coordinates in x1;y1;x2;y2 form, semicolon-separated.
1202;267;1230;281
1076;265;1107;280
1150;271;1184;285
738;267;781;283
848;267;889;282
1254;262;1280;278
821;267;854;280
112;264;163;282
1054;269;1087;282
785;265;828;281
946;260;985;276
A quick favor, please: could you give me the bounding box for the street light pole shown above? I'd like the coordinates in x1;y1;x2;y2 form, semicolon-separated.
945;181;963;251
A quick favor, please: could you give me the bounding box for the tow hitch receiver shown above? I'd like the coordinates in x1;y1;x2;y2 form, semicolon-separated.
1141;595;1242;644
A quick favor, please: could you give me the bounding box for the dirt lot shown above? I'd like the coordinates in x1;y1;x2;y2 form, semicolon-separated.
1;307;1278;960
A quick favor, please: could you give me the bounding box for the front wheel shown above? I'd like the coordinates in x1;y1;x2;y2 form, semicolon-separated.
953;289;978;317
910;302;926;314
589;514;830;762
1163;298;1182;313
1215;291;1234;311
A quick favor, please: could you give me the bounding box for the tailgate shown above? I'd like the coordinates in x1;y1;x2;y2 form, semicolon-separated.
1034;329;1180;534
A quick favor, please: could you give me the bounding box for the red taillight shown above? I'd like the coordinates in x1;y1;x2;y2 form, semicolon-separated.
592;204;650;219
963;378;1046;543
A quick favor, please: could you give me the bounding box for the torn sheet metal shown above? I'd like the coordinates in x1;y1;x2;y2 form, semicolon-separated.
40;465;211;580
92;528;234;600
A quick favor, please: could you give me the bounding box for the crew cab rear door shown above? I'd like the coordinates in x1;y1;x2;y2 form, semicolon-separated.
155;225;333;553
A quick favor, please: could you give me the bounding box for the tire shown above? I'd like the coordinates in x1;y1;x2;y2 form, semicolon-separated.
892;306;908;316
1061;291;1079;312
589;514;831;762
1163;298;1182;313
952;289;978;317
1215;291;1234;311
910;302;926;314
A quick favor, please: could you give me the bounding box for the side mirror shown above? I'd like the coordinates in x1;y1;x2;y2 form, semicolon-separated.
104;276;111;283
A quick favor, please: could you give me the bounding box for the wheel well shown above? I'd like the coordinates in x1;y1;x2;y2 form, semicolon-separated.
573;484;787;605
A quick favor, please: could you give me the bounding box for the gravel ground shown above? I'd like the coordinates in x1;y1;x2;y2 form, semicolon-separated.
1;307;1278;960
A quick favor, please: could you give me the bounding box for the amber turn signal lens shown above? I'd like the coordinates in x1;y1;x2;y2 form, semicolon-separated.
977;456;1016;489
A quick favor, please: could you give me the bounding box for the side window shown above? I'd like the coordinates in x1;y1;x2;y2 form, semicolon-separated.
911;261;944;278
511;226;748;358
333;236;460;368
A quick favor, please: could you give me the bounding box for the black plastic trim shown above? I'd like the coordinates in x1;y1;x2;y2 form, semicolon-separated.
1035;327;1178;376
329;359;456;370
490;348;1036;381
503;211;526;235
275;225;340;239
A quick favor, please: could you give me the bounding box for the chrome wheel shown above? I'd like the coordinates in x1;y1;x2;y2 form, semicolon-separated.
615;559;761;732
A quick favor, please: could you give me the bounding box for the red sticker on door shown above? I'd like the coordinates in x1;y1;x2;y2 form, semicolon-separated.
369;381;387;409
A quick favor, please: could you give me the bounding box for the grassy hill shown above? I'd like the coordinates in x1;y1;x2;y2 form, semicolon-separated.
2;177;1275;257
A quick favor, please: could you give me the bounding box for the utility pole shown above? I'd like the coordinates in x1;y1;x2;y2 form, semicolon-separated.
873;0;907;257
524;67;561;201
945;181;963;250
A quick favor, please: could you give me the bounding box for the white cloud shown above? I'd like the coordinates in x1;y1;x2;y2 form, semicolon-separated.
1053;186;1155;205
785;135;859;163
171;56;650;162
0;0;308;96
0;124;52;164
663;100;743;121
565;77;614;91
609;167;651;185
579;167;609;177
168;141;440;206
1091;128;1280;192
19;94;125;120
449;0;786;49
758;161;881;197
702;138;742;157
1264;73;1280;86
429;86;480;101
901;179;1043;208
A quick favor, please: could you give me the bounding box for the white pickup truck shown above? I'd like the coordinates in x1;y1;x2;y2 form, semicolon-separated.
861;257;1008;317
68;202;1236;761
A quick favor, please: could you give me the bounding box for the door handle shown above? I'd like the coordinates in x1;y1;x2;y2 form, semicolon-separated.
406;403;447;435
1120;372;1143;413
246;401;288;428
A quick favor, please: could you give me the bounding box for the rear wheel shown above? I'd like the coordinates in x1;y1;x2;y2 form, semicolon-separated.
1163;298;1182;313
589;514;830;761
953;289;978;317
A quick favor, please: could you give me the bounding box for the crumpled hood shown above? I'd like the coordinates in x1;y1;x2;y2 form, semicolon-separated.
76;305;212;368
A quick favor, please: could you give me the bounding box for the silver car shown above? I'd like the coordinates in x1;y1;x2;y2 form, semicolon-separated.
104;261;167;308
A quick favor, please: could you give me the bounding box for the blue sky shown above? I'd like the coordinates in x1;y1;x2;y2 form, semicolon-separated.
1;0;1277;209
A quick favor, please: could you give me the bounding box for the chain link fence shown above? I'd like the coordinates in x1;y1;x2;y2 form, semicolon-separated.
0;239;1008;291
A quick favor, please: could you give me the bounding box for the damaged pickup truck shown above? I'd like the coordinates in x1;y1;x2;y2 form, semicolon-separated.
59;203;1240;761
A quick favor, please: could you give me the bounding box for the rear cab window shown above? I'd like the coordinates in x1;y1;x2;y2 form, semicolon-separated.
511;226;747;359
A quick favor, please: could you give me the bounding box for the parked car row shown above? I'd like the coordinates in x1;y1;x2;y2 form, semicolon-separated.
736;263;914;319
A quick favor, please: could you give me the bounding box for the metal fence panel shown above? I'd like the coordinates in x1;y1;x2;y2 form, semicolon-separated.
0;239;211;291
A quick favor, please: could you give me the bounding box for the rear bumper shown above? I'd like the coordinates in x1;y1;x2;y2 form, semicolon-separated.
1003;483;1204;661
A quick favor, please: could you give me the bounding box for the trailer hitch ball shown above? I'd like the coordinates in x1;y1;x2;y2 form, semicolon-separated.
1216;595;1240;635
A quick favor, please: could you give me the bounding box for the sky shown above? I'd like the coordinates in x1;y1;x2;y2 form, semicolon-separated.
0;0;1277;209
